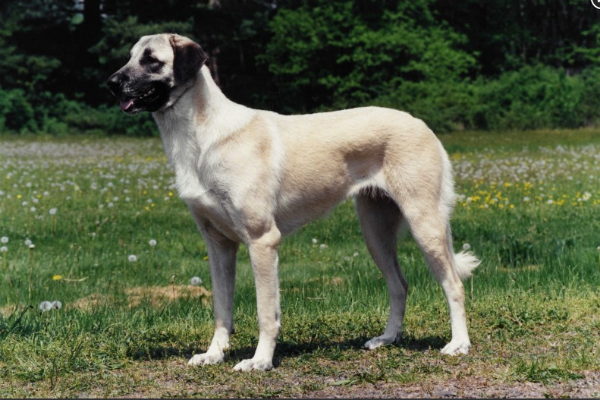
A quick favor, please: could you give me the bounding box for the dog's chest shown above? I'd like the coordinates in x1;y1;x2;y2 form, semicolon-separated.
160;129;237;236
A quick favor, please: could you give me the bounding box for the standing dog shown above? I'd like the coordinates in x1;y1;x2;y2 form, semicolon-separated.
107;34;480;371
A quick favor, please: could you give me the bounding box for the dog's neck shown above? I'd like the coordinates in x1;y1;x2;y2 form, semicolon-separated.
152;66;252;141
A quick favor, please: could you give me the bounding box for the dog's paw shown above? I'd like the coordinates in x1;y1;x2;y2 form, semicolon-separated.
187;352;224;366
233;358;273;372
364;334;397;350
440;340;470;356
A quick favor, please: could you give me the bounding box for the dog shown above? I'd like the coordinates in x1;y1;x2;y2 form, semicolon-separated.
107;33;481;371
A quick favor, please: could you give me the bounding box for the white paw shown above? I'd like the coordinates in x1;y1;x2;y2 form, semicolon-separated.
187;352;224;366
233;358;273;371
364;334;397;350
440;340;470;355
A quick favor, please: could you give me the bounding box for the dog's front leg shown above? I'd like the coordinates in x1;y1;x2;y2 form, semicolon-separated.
188;223;239;367
233;225;281;371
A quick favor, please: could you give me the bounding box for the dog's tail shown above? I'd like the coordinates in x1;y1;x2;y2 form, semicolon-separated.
452;250;481;281
437;141;481;281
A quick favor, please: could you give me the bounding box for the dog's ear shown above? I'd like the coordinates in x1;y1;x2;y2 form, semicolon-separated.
169;35;209;85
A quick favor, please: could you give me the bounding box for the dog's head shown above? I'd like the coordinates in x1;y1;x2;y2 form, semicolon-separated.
107;34;208;114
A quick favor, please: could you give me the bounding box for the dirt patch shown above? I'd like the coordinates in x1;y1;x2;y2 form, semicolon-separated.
70;293;111;311
69;285;212;311
296;372;600;398
125;285;212;308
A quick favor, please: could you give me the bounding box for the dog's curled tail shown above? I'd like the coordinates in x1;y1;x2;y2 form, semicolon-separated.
453;251;481;281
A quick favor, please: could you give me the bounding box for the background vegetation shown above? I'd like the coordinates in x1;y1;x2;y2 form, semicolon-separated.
1;0;600;135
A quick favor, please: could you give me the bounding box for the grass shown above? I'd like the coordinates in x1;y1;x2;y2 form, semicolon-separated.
0;129;600;397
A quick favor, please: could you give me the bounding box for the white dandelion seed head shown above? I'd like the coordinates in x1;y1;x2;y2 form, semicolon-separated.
21;201;28;207
148;239;157;246
49;208;57;215
39;301;53;312
319;244;328;249
353;252;359;257
29;244;35;249
312;238;318;244
462;243;471;251
0;246;7;252
1;236;8;244
128;254;137;262
30;207;36;213
24;239;32;246
51;300;62;310
190;276;202;286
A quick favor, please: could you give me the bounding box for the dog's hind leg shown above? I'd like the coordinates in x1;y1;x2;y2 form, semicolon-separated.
389;181;479;355
382;138;480;355
355;191;409;349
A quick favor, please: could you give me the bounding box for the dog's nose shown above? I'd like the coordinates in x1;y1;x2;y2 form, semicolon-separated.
106;73;125;94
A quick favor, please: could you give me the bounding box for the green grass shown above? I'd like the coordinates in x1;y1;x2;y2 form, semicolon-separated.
0;130;599;397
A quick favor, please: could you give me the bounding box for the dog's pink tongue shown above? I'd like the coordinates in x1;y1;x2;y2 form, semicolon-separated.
120;99;134;111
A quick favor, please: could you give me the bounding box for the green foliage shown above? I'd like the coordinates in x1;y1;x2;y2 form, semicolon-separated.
260;0;475;112
469;65;599;131
1;0;600;135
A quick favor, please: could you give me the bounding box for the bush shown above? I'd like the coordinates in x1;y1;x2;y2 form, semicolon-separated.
0;86;158;136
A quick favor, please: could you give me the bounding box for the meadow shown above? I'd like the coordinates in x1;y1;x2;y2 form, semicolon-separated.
0;129;600;398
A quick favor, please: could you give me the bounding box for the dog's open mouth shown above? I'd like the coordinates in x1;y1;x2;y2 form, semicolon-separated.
120;88;157;112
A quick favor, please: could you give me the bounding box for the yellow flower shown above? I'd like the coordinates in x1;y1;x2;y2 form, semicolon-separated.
203;256;209;261
52;275;62;281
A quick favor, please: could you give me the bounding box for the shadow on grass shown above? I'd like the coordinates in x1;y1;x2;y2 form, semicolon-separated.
129;333;447;365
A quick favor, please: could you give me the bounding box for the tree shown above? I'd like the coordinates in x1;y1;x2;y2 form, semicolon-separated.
259;0;476;113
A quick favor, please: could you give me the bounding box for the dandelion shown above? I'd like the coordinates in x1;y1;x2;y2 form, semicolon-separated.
523;197;530;202
39;301;53;312
149;239;157;246
128;254;137;262
49;208;57;215
52;275;62;281
30;207;36;213
1;236;8;244
190;276;202;286
312;238;318;244
547;199;554;205
24;239;32;246
0;246;7;252
51;300;62;310
353;252;359;257
462;243;471;251
319;244;328;249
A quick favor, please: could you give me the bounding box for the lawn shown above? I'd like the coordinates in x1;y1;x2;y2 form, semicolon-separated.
1;129;600;398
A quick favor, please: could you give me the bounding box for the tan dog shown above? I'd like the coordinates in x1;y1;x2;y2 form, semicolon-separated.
107;33;481;371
